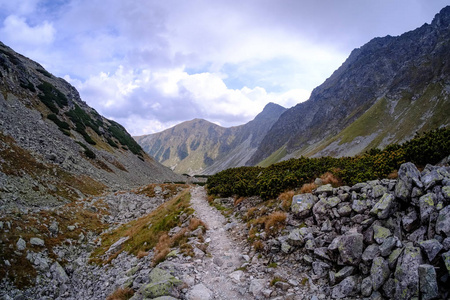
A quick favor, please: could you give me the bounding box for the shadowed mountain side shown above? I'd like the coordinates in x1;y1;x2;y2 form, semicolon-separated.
249;6;450;166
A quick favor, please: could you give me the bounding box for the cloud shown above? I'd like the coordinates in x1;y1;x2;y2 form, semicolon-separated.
66;66;310;135
3;0;450;137
0;15;55;47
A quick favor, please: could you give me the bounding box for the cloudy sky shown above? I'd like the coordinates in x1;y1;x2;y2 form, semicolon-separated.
0;0;448;135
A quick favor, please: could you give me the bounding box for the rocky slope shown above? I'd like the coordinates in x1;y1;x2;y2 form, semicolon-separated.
135;102;286;175
249;6;450;166
0;41;184;210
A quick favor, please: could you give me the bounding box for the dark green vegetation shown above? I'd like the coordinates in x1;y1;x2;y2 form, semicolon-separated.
108;120;143;156
37;81;68;114
207;127;450;199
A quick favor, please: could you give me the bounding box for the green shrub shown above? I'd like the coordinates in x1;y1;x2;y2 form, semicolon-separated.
107;120;143;155
207;127;450;200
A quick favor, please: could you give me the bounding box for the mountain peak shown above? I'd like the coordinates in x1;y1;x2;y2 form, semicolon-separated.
432;6;450;28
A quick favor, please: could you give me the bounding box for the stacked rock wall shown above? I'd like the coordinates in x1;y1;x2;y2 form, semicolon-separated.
287;162;450;299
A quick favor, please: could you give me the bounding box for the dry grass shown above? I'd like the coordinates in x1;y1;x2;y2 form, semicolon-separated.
388;170;398;179
234;196;245;207
320;172;341;186
252;240;265;252
300;182;318;194
136;250;149;259
278;191;294;211
106;287;134;300
152;217;207;265
90;188;192;264
264;211;287;235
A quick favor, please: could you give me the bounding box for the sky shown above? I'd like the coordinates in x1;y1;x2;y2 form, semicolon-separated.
0;1;448;136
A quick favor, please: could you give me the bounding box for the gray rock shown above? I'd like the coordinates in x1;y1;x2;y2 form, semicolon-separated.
361;276;372;297
316;184;333;196
324;196;341;208
49;221;59;235
337;204;352;217
388;247;404;269
402;209;419;232
395;162;422;201
418;264;439;300
213;256;223;267
372;185;387;199
442;186;450;200
331;275;359;299
140;268;182;298
337;232;363;265
249;279;266;296
419;193;436;223
51;261;69;283
16;238;26;251
436;205;450;237
373;224;392;244
362;244;380;262
105;236;129;256
351;199;367;214
442;250;450;275
30;237;45;247
312;261;331;278
370;193;395;219
314;247;331;261
394;245;422;300
379;236;397;257
370;257;390;291
421;167;443;190
419;239;443;262
291;193;318;218
187;283;212;300
287;228;305;246
382;278;396;298
335;266;355;283
443;237;450;251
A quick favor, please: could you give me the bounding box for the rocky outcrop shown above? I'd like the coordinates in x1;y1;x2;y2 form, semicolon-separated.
248;6;450;165
282;162;450;299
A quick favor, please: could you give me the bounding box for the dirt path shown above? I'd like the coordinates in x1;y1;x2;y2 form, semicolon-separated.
188;186;259;299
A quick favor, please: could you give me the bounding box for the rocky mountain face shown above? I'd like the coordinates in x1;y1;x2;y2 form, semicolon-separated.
0;41;184;210
135;102;286;175
249;6;450;166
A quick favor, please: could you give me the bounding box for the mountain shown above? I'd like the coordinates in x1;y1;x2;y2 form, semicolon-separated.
248;6;450;166
134;102;286;175
0;42;184;209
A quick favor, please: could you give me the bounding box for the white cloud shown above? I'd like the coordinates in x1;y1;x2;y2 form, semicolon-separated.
0;15;55;47
66;66;310;135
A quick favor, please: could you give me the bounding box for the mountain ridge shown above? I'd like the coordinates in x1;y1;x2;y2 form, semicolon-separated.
134;102;286;175
0;41;184;209
248;5;450;166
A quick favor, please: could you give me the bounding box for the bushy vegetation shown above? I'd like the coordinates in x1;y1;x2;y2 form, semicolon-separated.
65;104;100;145
207;127;450;199
37;81;68;114
107;120;143;155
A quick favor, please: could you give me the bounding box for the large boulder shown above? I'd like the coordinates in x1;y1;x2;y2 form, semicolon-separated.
370;193;395;219
337;232;364;265
395;162;422;201
370;257;390;291
436;205;450;237
187;283;212;300
418;264;439;300
139;268;182;298
291;193;317;218
419;193;436;224
331;276;359;299
394;245;422;300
